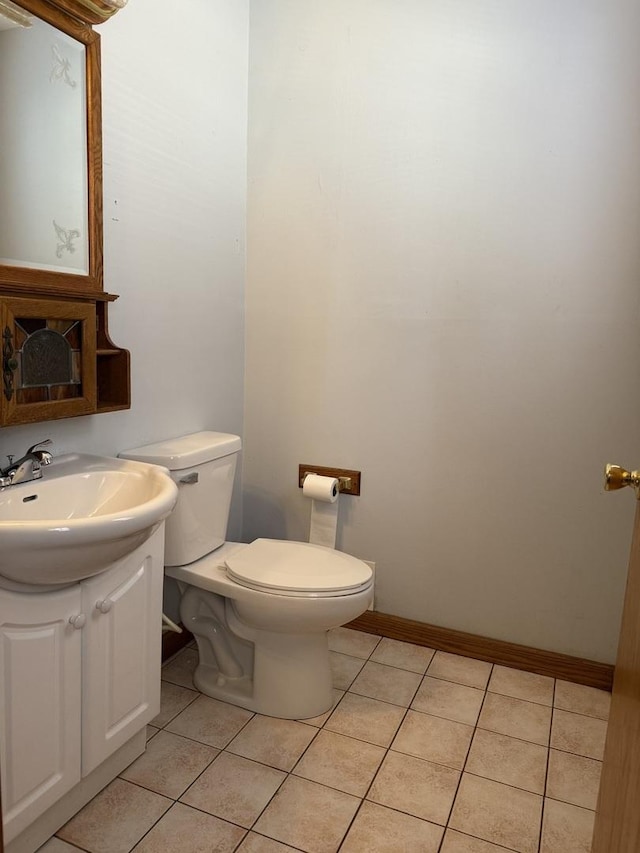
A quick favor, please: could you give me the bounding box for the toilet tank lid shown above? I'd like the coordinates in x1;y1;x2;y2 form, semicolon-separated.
119;431;241;469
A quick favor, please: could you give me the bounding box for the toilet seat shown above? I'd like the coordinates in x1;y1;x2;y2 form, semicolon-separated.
225;538;372;598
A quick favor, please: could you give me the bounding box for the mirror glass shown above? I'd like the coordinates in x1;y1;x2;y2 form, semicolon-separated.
0;6;88;274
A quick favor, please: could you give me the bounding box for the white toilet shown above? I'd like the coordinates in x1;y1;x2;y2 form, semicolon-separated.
120;432;373;719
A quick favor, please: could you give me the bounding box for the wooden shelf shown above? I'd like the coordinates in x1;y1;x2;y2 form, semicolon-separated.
96;401;130;414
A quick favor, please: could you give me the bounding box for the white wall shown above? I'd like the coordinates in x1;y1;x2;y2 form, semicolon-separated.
3;0;639;664
0;0;249;540
245;0;640;662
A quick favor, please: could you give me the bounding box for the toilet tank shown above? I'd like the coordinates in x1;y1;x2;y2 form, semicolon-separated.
120;431;241;566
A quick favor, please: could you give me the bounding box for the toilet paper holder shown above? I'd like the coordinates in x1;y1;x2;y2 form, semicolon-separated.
298;464;361;496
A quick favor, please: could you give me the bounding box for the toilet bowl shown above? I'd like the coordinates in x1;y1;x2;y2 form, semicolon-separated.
120;432;373;719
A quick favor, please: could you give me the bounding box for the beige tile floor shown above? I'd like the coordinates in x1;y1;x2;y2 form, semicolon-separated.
38;629;610;853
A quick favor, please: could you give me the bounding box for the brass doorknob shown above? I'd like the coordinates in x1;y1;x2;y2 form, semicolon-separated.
604;464;640;496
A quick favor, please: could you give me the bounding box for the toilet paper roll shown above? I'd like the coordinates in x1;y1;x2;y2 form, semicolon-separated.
303;474;340;548
302;473;339;503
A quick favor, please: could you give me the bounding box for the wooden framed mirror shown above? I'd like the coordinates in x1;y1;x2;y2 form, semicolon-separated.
0;0;130;425
0;0;103;295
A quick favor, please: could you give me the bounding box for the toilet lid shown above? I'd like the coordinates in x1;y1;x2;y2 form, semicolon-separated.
225;538;372;596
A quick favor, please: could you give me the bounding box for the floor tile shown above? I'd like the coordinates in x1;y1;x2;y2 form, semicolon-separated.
426;652;492;689
546;748;602;810
367;750;460;825
44;647;603;853
165;694;253;748
292;728;385;796
180;751;285;829
540;798;595;853
488;665;554;706
130;802;244;852
554;680;611;720
254;776;360;853
299;689;344;727
349;660;422;706
412;676;485;725
161;647;199;689
151;680;199;727
329;651;365;689
391;709;473;770
327;627;381;659
227;714;317;771
550;708;607;760
440;829;514;852
236;834;300;852
324;692;406;747
120;730;218;799
56;778;172;853
465;728;548;795
449;773;543;853
478;692;552;746
370;638;436;673
340;800;444;852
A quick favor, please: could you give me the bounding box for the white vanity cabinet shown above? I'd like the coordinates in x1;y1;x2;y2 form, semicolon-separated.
0;529;164;848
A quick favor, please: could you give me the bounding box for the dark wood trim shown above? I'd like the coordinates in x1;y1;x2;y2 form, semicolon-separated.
348;610;614;691
162;626;193;662
0;284;118;302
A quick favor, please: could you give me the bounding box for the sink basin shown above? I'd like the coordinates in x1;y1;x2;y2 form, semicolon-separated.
0;453;178;587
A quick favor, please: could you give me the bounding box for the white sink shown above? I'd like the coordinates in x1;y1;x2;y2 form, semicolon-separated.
0;453;178;587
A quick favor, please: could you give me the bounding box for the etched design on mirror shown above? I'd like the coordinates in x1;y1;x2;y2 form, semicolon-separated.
53;220;80;257
50;42;76;87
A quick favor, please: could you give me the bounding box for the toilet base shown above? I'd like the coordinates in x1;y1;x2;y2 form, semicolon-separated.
193;629;333;719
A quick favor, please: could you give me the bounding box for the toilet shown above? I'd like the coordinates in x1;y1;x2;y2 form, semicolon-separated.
120;432;373;719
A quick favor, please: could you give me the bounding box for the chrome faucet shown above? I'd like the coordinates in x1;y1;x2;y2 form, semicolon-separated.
0;440;53;487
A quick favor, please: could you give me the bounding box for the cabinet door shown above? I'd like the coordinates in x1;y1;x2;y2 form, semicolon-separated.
0;585;82;843
81;529;164;775
1;296;97;426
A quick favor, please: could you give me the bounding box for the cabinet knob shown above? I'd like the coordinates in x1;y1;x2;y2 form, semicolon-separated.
95;599;113;614
69;613;85;629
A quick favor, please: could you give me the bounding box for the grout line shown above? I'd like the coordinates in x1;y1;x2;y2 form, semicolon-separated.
442;663;495;832
438;827;520;852
537;677;556;852
115;788;173;853
460;768;546;798
52;837;93;852
552;705;611;723
473;721;552;750
336;636;414;852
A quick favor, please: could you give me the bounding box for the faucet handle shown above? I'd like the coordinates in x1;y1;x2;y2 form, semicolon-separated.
27;439;53;454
